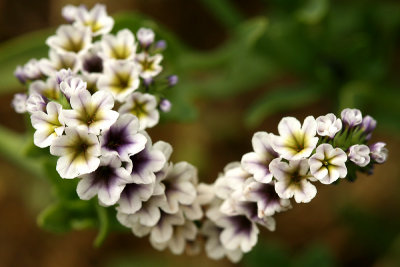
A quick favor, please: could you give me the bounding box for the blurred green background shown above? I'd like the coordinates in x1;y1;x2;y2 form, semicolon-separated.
0;0;399;266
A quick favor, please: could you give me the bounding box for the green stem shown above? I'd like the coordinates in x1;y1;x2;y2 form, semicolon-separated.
0;125;44;178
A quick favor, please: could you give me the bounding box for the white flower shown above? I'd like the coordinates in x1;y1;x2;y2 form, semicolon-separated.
46;25;92;55
80;43;104;74
370;142;388;164
316;113;342;138
55;68;74;84
100;114;147;160
272;116;319;160
159;162;198;214
341;108;362;127
80;73;100;94
201;219;243;263
149;211;185;244
196;183;215;205
118;92;159;130
31;102;65;148
26;93;47;114
270;158;317;203
243;179;291;217
73;4;114;36
125;133;166;184
15;59;43;82
39;49;79;76
309;144;347;184
50;127;101;179
97;61;140;102
100;29;136;61
116;182;159;214
12;93;28;113
76;154;132;206
150;219;197;255
62;89;119;135
117;195;166;228
348;144;370;167
59;77;87;99
137;28;155;47
29;77;60;100
135;53;163;79
62;5;78;22
214;162;250;200
241;132;279;183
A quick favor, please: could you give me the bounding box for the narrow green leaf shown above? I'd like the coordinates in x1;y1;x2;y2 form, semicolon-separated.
245;85;323;128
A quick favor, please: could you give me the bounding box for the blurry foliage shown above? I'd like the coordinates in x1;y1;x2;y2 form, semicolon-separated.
243;240;336;267
0;0;399;262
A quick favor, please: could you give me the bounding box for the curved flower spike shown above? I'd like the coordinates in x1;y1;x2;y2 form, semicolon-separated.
76;154;132;206
31;102;65;148
309;144;347;184
272;116;319;160
270;158;317;203
62;89;119;135
241;132;279;184
50;127;101;179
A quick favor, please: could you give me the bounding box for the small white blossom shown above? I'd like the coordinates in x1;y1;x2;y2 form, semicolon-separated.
15;59;43;82
100;29;136;61
214;162;250;200
135;53;163;79
46;25;92;55
76;154;132;206
12;93;28;113
241;132;279;183
61;4;78;22
341;108;362;127
29;77;60;100
100;114;147;160
348;144;370;167
50;127;101;179
149;211;186;244
59;77;87;99
118;92;159;130
26;93;47;114
62;89;119;135
125;133;166;184
137;28;155;47
201;219;243;263
370;142;388;164
270;158;317;203
159;162;198;214
309;144;347;184
39;49;79;76
31;102;65;148
80;43;104;74
272;116;319;160
97;61;140;102
150;219;197;255
117;182;159;214
73;4;114;36
316;113;342;138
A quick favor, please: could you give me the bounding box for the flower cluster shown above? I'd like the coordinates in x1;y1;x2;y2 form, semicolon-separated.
199;110;388;262
11;4;388;263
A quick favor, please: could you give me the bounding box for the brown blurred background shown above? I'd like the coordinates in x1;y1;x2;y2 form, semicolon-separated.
0;0;400;267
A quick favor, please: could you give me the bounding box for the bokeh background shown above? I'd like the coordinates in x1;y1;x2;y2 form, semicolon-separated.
1;0;400;266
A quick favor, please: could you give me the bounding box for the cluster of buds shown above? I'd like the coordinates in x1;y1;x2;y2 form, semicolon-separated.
11;4;388;263
199;109;388;262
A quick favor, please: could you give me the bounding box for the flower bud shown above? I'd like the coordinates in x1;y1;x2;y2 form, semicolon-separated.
167;75;178;87
341;108;362;127
14;66;27;84
316;113;342;138
370;142;388;164
361;115;376;140
137;28;155;47
159;98;172;112
348;144;370;167
26;93;47;113
155;40;167;50
12;93;28;113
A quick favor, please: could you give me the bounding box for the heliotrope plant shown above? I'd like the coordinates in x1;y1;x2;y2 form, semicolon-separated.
11;4;388;263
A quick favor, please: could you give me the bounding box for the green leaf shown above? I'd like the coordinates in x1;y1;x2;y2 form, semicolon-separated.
0;28;54;93
296;0;330;25
37;200;97;233
245;84;323;128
